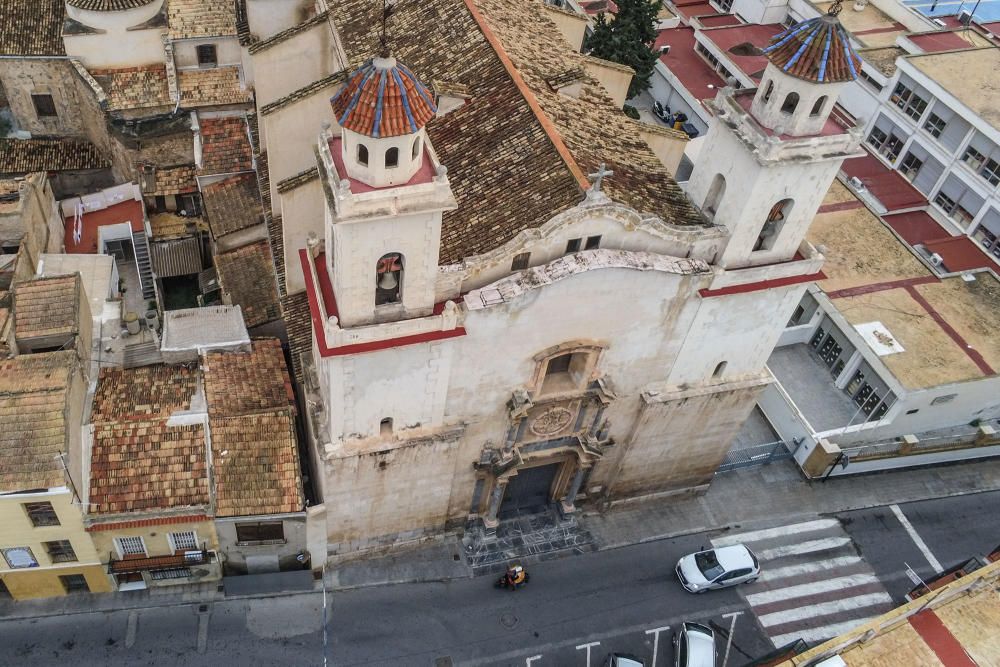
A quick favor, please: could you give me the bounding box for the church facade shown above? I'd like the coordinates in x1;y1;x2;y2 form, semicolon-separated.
247;0;863;558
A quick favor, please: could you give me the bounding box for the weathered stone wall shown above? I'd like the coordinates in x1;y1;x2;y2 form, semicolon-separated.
0;59;89;137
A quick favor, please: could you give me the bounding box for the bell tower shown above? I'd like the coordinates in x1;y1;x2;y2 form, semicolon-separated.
685;5;863;268
320;55;457;328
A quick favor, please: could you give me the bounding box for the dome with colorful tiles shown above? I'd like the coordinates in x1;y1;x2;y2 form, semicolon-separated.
330;57;437;139
761;13;862;84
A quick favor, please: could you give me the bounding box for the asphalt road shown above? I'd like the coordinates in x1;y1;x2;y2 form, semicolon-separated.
2;490;998;667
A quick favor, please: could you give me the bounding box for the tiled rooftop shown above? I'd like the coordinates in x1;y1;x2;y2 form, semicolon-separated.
281;291;311;385
202;173;263;237
210;412;303;517
150;164;198;196
89;419;209;514
68;0;155;9
13;274;79;341
148;211;205;240
160;305;249;351
91;65;171;112
178;67;250;108
168;0;238;39
214;240;281;327
203;338;295;417
0;351;76;492
91;363;201;423
330;58;437;138
703;23;784;79
197;116;253;175
0;0;65;56
762;15;862;83
0;139;110;176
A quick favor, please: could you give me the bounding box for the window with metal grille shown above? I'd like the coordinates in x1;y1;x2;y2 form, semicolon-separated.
566;238;581;253
197;44;217;66
923;113;946;138
510;252;530;271
116;536;146;557
169;531;198;551
236;522;284;544
23;502;59;527
31;94;57;118
59;574;90;593
44;540;77;563
150;568;192;581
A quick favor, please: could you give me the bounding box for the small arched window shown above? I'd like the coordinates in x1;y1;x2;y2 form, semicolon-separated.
780;92;799;115
385;147;399;168
762;80;774;103
810;96;827;117
375;252;403;305
411;137;421;159
358;143;369;166
703;173;727;220
754;198;794;251
713;361;727;378
380;418;393;435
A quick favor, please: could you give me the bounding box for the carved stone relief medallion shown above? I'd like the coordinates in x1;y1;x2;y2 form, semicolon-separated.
529;406;573;436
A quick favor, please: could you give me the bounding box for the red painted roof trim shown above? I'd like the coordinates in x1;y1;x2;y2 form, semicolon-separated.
299;249;466;357
909;610;978;667
87;514;209;532
699;270;826;297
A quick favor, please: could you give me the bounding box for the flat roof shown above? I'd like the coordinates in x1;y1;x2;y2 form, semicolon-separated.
908;29;991;52
809;179;998;389
841;153;927;212
702;23;784;79
816;0;906;47
655;26;725;101
906;47;1000;130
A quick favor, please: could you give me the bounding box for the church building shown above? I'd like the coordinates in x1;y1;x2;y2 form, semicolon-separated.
247;0;863;557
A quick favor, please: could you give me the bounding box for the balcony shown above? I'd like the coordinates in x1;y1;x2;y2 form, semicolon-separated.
109;548;214;575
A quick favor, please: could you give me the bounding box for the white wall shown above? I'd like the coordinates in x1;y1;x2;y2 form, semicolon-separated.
251;22;339;109
246;0;315;40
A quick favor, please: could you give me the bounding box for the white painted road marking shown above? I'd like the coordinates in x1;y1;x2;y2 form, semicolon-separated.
645;626;670;666
756;536;853;560
770;616;883;648
125;610;138;648
758;555;861;582
756;592;893;627
890;504;943;572
575;641;600;667
525;655;542;666
712;519;841;547
746;573;881;606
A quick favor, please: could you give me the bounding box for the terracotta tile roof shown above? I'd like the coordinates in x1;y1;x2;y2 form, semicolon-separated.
267;213;285;296
68;0;156;9
326;0;707;264
763;15;862;83
214;240;281;327
167;0;238;39
276;167;318;193
0;139;110;175
89;419;209;514
330;58;437;138
91;65;172;112
235;0;254;46
178;67;251;108
0;0;66;56
255;150;271;209
13;274;80;341
150;164;198;195
281;291;312;385
198;117;253;175
148;211;206;240
211;412;303;517
260;71;346;117
203;338;294;416
202;173;263;238
0;351;76;492
91;364;201;423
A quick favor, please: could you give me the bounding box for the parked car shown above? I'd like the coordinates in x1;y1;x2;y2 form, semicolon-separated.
674;622;717;667
675;544;760;593
604;653;645;667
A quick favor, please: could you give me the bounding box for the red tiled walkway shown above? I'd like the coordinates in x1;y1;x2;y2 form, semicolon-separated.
909;610;978;667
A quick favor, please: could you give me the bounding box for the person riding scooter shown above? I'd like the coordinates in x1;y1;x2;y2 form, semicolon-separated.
497;564;529;590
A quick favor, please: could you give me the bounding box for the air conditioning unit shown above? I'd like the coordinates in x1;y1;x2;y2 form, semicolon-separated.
929;252;944;266
958;9;972;25
848;176;865;190
660;45;671;55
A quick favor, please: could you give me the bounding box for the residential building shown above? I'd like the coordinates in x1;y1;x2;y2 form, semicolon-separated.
0;351;110;600
86;363;221;591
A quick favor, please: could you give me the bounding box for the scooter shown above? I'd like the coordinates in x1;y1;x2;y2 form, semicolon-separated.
494;564;530;590
652;101;672;124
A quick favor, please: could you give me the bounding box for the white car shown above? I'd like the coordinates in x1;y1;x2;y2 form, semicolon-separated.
604;654;644;667
674;622;717;667
675;544;760;593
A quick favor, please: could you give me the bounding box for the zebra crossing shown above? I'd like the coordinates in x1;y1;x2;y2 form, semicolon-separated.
711;518;896;648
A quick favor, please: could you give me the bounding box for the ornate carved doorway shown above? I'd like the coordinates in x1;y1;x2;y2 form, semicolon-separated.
498;462;560;519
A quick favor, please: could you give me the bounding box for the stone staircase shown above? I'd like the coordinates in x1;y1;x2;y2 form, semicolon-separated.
123;340;162;368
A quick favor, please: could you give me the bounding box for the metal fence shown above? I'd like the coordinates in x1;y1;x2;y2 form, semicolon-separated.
717;439;797;473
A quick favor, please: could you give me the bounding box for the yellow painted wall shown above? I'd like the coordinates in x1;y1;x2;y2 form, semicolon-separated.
0;489;108;599
1;564;110;599
89;518;220;562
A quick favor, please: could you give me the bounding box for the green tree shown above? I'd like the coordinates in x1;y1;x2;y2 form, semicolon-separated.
585;0;661;100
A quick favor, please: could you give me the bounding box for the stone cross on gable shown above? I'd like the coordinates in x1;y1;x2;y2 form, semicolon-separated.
586;162;613;202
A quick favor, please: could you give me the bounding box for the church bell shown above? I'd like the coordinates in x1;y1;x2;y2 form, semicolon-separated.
378;271;398;290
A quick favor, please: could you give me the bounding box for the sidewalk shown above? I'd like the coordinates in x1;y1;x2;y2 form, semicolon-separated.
585;456;1000;549
3;457;998;620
